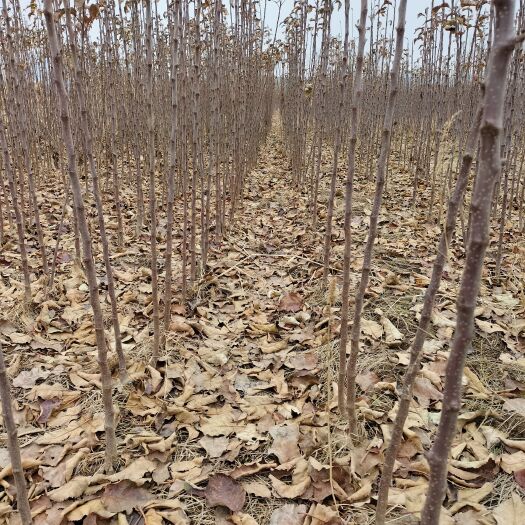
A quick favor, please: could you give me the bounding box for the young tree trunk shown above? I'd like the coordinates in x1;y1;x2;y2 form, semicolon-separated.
0;118;31;304
1;0;49;276
144;0;161;366
47;188;70;296
338;0;368;413
421;2;517;523
375;104;482;525
63;0;127;382
163;0;181;342
346;0;407;433
131;2;145;238
0;344;32;525
43;0;117;473
495;166;509;277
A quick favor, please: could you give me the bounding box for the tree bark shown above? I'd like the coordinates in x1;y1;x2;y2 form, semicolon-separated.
375;103;482;525
43;0;118;473
421;2;516;523
0;344;32;525
346;0;407;434
338;0;368;413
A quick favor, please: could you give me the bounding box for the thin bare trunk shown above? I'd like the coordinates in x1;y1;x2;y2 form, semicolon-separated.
375;104;482;525
421;2;517;522
0;343;32;525
346;0;407;434
43;0;117;473
338;0;368;413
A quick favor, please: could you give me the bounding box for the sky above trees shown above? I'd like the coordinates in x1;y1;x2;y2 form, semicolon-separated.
262;0;433;44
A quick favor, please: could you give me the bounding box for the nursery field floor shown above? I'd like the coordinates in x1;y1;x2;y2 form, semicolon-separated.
1;121;525;524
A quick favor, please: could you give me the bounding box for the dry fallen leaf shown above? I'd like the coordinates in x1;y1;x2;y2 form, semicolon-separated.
269;503;308;525
277;292;303;313
448;482;493;514
493;493;525;525
231;512;259;525
102;480;153;513
361;318;383;340
13;366;51;388
241;480;272;498
66;499;114;521
304;503;342;525
413;376;443;407
48;476;92;502
108;457;158;482
381;316;404;346
198;435;230;458
197;474;246;512
269;423;300;464
144;508;164;525
270;458;310;499
476;319;504;334
503;398;525;417
500;451;525;473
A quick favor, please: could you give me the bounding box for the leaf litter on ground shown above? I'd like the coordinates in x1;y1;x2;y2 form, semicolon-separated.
0;124;524;524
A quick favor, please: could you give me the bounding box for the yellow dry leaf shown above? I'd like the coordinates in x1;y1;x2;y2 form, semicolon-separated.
475;319;504;334
199;435;230;458
126;391;163;416
66;498;115;521
381;316;404;345
361;318;383;340
36;422;83;445
450;458;492;470
269;423;300;463
231;512;259;525
169;316;194;335
0;458;40;480
389;483;427;513
144;500;189;524
48;476;93;502
431;311;456;328
64;447;89;482
108;457;158;482
75;371;102;388
145;499;186;511
144;509;163;525
500;451;525;473
304;503;341;524
147;365;163;392
503;398;525;417
493;493;525;525
148;432;177;453
270;474;310;498
166;405;199;424
270;457;310;498
250;323;278;334
463;367;489;396
200;409;237;436
480;425;505;448
259;339;288;354
159;509;190;525
448;465;480;482
69;371;92;388
7;354;21;377
501;438;525;452
448;482;493;514
347;481;372;504
241;480;271;498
